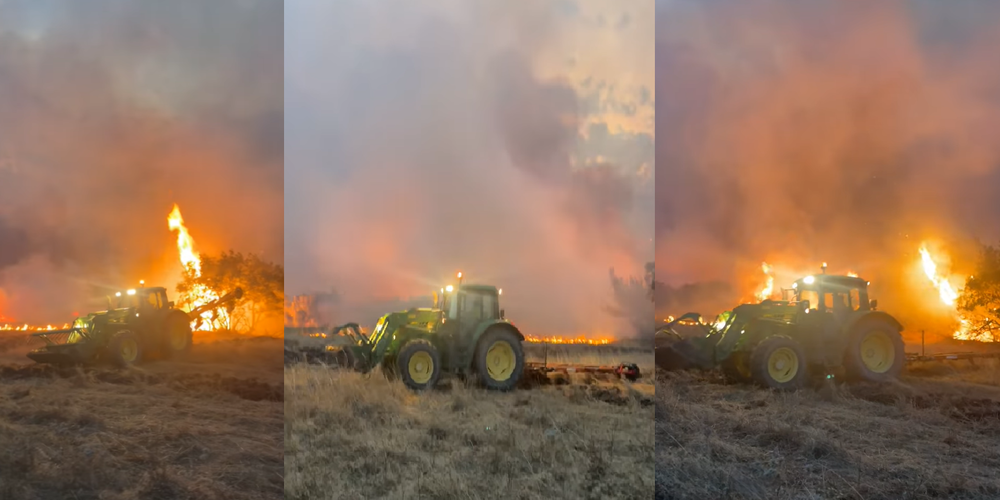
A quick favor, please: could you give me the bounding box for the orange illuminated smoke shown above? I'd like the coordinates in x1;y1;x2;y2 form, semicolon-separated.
918;245;971;340
167;204;225;331
755;262;775;302
523;335;613;345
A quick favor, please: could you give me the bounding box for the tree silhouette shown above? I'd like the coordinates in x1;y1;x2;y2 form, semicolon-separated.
957;244;1000;342
177;250;284;333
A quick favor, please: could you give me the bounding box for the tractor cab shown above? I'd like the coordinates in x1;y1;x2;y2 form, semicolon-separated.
789;274;874;315
109;285;171;312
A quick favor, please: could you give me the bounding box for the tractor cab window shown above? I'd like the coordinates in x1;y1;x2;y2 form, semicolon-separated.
146;292;161;309
849;288;861;311
460;292;485;322
457;290;500;322
799;290;819;310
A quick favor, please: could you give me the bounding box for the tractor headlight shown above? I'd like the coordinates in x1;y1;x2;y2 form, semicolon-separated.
803;276;815;285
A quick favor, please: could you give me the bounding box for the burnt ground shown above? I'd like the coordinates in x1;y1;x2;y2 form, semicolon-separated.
0;330;283;500
656;357;1000;500
283;341;656;500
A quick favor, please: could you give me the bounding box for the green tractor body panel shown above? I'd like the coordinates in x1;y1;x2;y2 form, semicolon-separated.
658;272;905;378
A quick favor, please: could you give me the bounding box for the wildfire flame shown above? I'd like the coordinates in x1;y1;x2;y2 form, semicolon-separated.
524;335;613;345
168;204;224;331
0;323;70;332
918;245;970;339
755;262;774;302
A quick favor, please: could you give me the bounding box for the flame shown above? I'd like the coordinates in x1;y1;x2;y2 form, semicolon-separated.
918;245;970;339
167;204;225;331
523;334;613;345
847;271;859;277
0;323;70;332
755;262;775;301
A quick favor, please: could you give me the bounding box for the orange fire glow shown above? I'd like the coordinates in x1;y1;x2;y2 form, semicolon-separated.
755;262;775;301
0;323;71;332
168;204;225;331
523;334;613;345
918;245;971;340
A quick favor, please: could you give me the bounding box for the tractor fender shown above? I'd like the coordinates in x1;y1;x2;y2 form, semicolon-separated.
385;325;438;357
471;320;524;345
844;311;904;334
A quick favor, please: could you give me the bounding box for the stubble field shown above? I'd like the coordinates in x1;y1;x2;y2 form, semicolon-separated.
284;340;655;500
0;330;284;500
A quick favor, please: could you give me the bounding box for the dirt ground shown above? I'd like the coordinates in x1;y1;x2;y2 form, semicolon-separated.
284;341;655;500
656;358;1000;500
0;330;284;500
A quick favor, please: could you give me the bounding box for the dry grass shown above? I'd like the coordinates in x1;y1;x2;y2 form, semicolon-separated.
284;343;655;500
0;331;283;500
656;358;1000;500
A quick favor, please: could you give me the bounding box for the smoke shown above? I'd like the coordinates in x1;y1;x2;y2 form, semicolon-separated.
606;262;655;338
655;0;1000;339
0;0;282;323
286;0;653;337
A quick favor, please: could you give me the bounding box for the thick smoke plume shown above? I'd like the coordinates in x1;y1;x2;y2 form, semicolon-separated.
286;0;653;337
656;0;1000;341
0;0;282;323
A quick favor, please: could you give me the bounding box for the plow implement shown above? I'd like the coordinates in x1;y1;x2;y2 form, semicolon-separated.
525;361;641;382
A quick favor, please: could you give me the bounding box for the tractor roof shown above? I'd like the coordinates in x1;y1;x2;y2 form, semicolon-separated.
461;284;498;292
795;274;867;288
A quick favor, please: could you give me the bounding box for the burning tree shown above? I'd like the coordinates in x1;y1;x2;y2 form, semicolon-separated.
178;250;283;333
957;244;1000;342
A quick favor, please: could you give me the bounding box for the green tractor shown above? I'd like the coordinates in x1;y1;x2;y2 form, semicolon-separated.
331;272;527;391
27;284;243;367
656;269;905;390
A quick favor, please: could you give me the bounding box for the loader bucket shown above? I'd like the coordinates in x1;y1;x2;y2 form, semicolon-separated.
654;319;718;371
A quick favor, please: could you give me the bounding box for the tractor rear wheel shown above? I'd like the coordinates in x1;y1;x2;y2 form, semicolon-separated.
749;336;807;390
106;330;142;368
474;328;525;391
844;321;904;382
396;340;441;391
163;314;193;358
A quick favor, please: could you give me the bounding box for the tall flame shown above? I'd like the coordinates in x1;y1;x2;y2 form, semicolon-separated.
918;245;969;339
167;204;223;331
919;247;959;306
756;262;774;301
168;204;201;276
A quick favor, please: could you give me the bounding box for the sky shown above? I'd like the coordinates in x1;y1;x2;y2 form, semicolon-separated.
285;0;655;337
654;0;1000;340
0;0;283;323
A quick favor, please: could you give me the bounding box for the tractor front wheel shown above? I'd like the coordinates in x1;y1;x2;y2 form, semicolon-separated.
106;330;142;368
474;328;525;391
844;322;905;382
749;336;807;391
396;340;441;391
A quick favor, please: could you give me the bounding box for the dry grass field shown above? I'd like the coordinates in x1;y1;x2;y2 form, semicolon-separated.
0;330;284;500
284;341;655;500
656;358;1000;500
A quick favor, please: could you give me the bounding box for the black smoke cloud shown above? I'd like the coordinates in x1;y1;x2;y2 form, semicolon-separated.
655;0;1000;333
0;0;282;323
